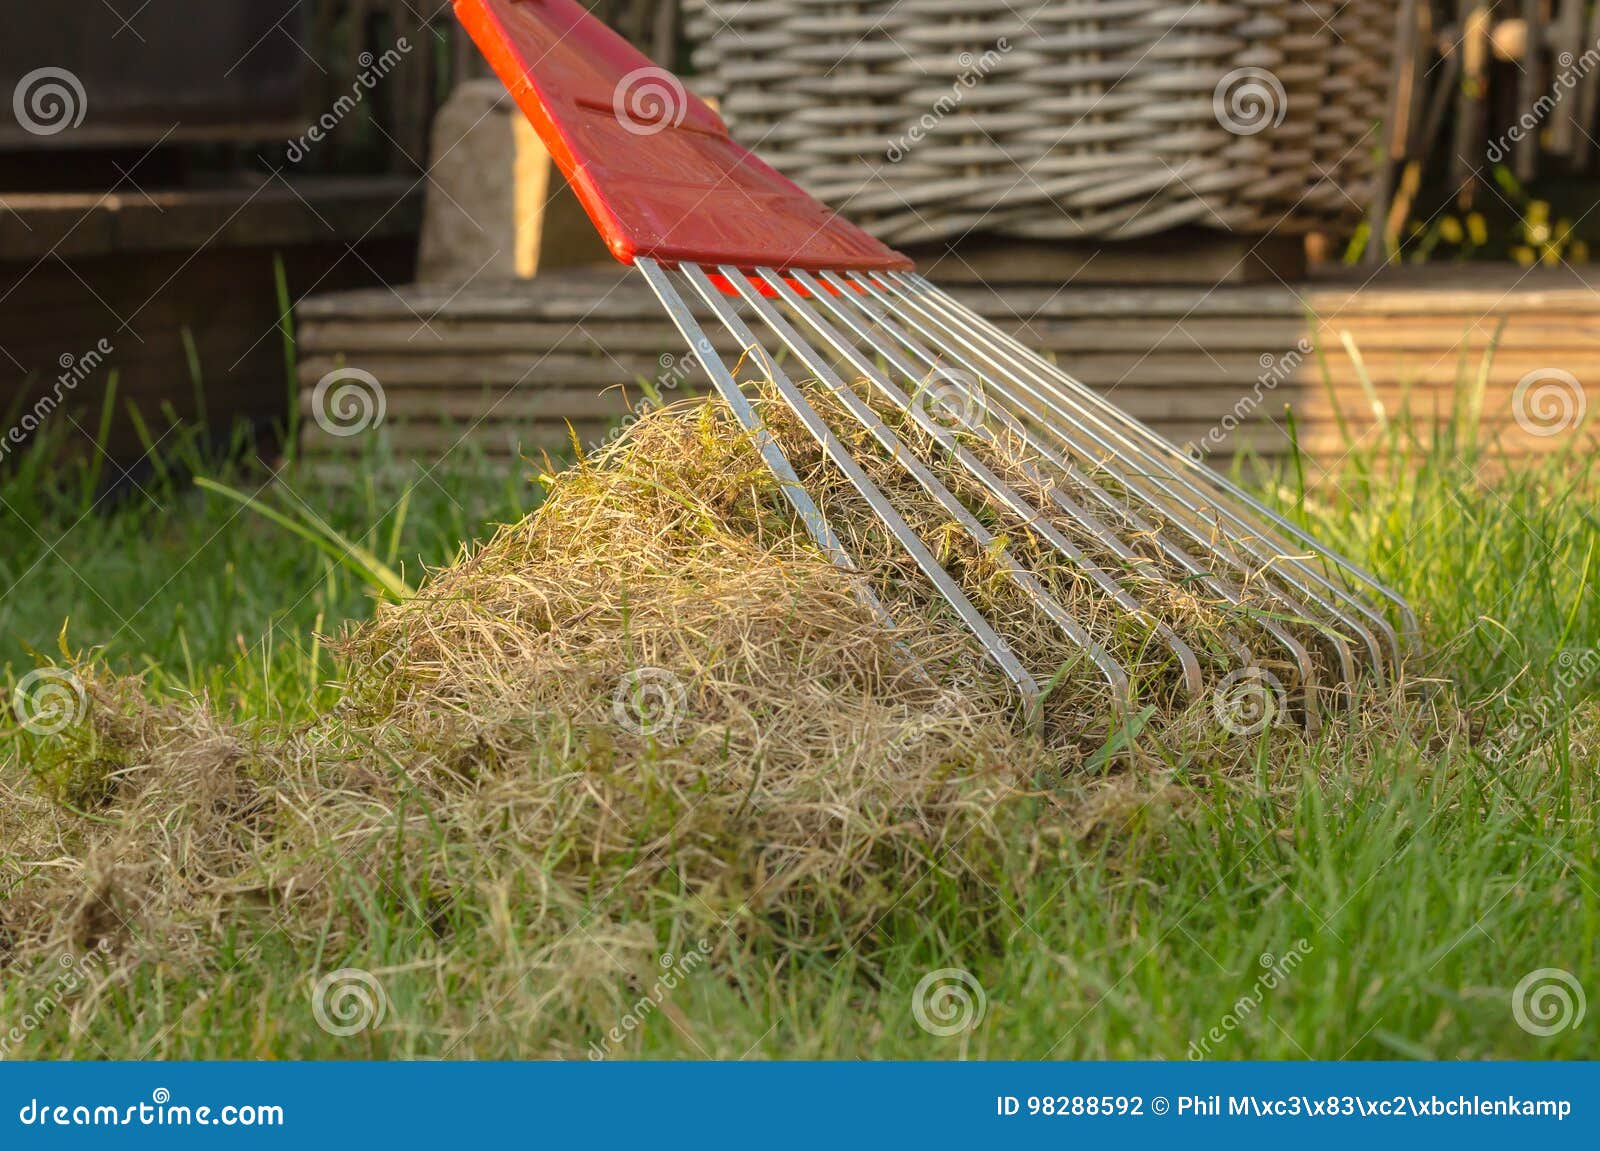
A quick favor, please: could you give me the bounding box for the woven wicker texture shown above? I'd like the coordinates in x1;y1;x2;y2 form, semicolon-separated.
685;0;1395;242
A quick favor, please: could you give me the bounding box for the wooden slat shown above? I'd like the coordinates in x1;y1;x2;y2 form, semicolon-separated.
294;264;1600;468
300;385;637;421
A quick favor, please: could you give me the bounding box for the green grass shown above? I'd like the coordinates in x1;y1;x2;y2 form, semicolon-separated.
1;391;1596;1061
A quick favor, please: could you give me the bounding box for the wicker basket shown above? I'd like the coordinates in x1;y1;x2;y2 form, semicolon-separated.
685;0;1395;244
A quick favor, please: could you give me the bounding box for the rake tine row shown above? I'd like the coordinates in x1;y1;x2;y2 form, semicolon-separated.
787;270;1325;728
862;273;1399;691
670;261;1044;703
896;273;1420;655
636;262;1418;728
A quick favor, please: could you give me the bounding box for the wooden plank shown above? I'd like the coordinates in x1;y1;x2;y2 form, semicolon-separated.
298;318;724;356
304;413;1589;465
901;231;1306;286
292;372;1590;429
300;419;614;456
301;313;1600;359
1452;1;1492;194
296;352;697;389
1018;350;1600;389
1550;0;1588;156
1514;0;1542;180
292;265;1600;323
1367;0;1420;265
0;179;424;262
300;385;637;422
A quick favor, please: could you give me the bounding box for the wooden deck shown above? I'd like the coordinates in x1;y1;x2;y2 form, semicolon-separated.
295;263;1600;475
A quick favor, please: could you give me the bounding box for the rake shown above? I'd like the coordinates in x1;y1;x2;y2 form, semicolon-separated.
455;0;1417;728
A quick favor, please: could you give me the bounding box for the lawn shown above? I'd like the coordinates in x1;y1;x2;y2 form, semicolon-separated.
0;380;1596;1061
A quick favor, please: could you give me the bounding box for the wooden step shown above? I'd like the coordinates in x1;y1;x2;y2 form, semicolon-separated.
294;264;1600;469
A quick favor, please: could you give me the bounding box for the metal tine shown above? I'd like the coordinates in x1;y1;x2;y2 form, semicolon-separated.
859;273;1374;697
808;269;1344;707
877;276;1398;691
899;271;1420;660
886;272;1402;661
790;279;1213;703
817;270;1335;711
722;266;1134;711
634;258;894;628
769;269;1211;705
800;270;1331;717
859;270;1391;687
923;267;1421;654
673;262;1042;703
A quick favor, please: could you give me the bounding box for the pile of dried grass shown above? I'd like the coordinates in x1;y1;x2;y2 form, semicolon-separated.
0;394;1387;1003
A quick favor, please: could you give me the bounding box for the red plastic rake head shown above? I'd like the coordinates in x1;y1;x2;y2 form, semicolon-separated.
454;0;912;274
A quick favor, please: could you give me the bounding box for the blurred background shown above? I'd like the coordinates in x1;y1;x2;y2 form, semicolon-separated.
3;0;1598;485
